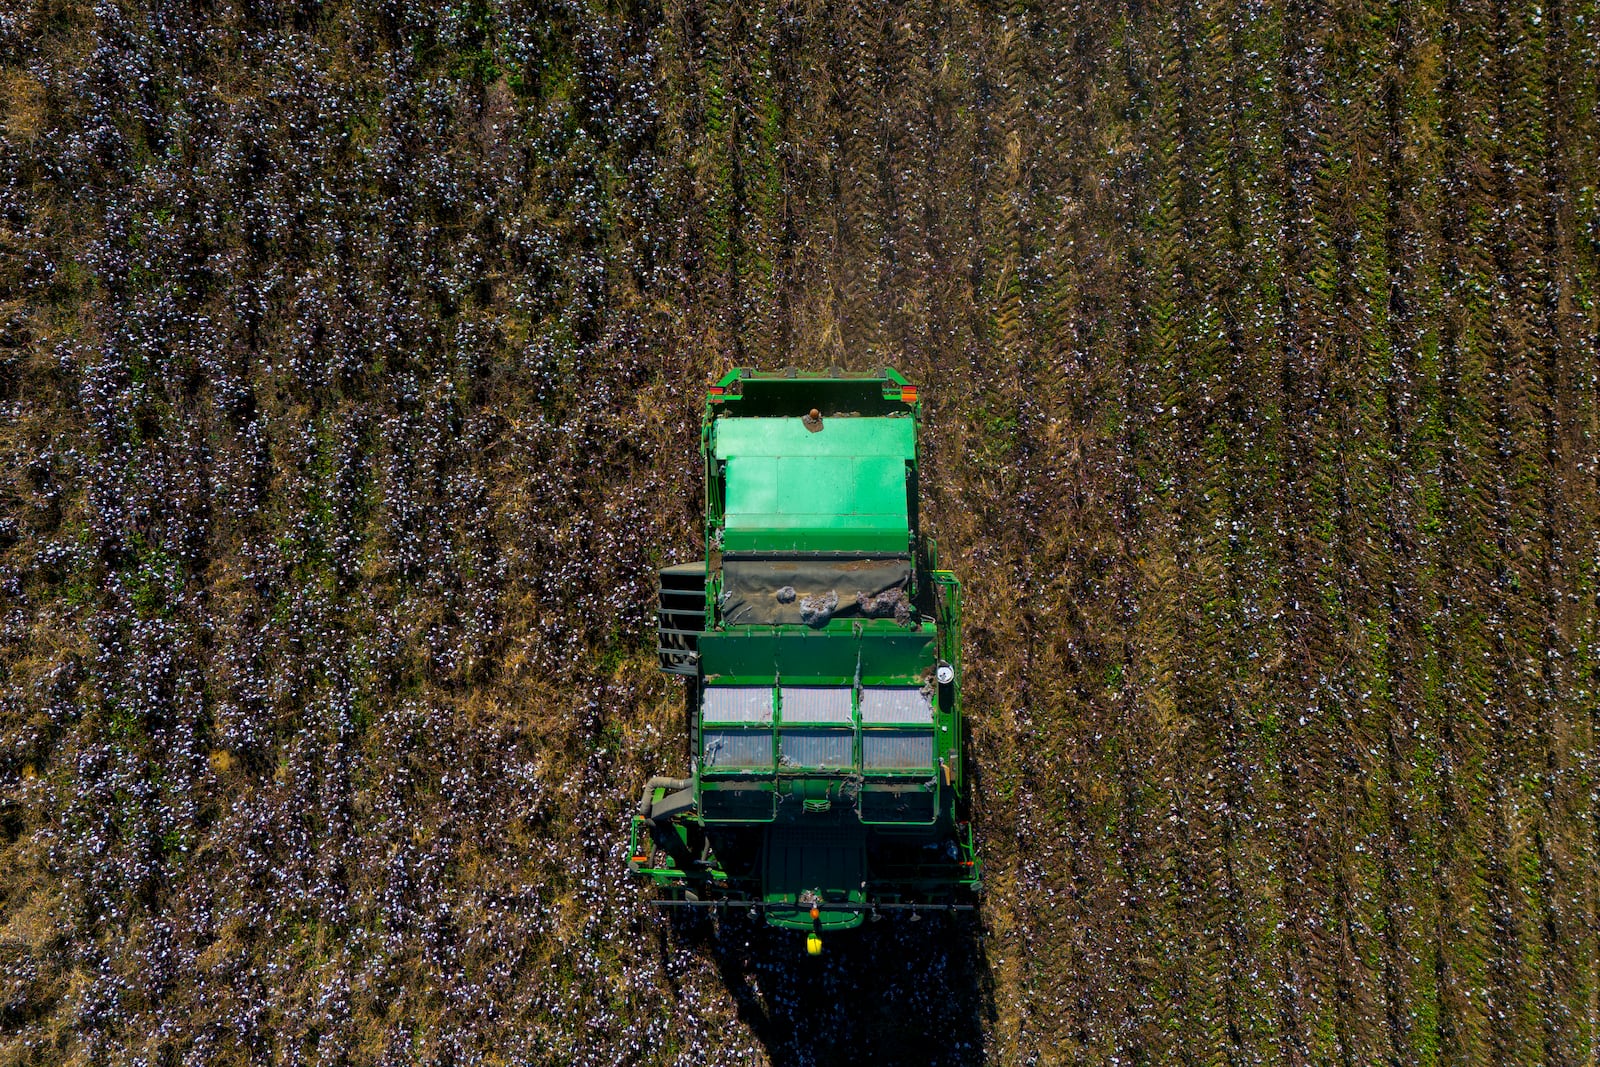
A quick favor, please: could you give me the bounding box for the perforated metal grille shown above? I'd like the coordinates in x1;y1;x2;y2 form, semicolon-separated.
779;687;853;723
861;731;935;770
778;729;853;769
859;687;933;724
703;730;773;768
702;686;772;723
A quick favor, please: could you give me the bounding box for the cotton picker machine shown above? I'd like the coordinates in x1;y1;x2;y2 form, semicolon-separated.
627;367;981;954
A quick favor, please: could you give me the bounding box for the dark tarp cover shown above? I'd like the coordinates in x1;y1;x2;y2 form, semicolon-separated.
720;557;912;627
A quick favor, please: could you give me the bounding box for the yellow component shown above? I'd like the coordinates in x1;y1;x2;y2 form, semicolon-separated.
805;933;823;956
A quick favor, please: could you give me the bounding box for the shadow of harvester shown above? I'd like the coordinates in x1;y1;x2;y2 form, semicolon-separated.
671;908;995;1067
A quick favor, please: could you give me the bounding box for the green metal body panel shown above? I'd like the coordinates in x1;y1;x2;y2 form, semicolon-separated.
629;368;980;943
715;417;916;553
696;629;933;684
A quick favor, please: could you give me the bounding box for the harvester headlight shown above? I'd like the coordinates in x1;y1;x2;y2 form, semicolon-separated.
936;662;955;685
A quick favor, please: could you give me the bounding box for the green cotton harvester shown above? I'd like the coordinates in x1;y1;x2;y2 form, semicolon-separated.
628;367;981;953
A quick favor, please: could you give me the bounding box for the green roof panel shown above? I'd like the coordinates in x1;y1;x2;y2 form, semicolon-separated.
715;417;914;553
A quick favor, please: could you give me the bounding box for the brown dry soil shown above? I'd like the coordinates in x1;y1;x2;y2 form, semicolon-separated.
2;1;1599;1064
